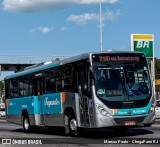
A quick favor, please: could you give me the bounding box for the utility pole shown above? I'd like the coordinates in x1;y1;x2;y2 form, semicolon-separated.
99;0;103;51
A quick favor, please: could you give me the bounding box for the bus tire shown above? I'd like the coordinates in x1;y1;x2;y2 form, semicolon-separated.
68;114;79;137
23;115;31;133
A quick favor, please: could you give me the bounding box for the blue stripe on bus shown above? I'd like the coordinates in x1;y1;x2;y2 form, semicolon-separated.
113;102;152;116
7;96;36;115
7;93;62;115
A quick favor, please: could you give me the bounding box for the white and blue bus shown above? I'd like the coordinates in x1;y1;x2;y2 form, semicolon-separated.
5;51;155;136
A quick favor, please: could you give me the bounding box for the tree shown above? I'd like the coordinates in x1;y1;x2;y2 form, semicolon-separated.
155;58;160;79
0;81;5;103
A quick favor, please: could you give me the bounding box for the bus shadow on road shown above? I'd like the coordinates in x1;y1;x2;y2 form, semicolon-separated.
80;128;154;139
11;126;66;136
11;126;154;139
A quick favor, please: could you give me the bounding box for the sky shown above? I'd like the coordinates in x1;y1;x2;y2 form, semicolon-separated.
0;0;160;79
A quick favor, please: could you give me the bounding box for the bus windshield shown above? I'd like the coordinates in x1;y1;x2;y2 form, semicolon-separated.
124;64;151;100
95;64;151;101
96;67;126;101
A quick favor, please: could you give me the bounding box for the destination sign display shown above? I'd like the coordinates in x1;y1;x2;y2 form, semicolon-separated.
92;53;146;63
99;56;140;62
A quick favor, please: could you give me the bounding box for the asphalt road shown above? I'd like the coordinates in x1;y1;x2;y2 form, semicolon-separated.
0;118;160;146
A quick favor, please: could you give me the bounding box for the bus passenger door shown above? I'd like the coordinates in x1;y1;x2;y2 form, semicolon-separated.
76;67;90;127
34;76;45;125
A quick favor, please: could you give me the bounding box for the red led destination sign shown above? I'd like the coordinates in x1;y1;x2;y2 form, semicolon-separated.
99;56;140;62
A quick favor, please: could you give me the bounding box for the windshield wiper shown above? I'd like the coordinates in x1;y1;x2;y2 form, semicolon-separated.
94;61;128;96
101;61;123;82
104;61;133;100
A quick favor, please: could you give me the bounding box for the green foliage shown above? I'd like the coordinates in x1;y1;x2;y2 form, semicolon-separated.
155;58;160;79
0;81;5;103
0;81;4;89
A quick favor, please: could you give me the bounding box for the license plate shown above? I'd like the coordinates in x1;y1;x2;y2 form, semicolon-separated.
125;121;136;126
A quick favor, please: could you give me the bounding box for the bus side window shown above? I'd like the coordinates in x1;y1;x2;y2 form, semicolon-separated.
10;79;19;98
37;80;41;95
28;77;33;96
18;76;30;97
19;79;23;97
50;78;56;92
45;70;56;93
64;79;72;91
46;78;56;93
5;80;9;99
35;79;43;96
56;80;62;91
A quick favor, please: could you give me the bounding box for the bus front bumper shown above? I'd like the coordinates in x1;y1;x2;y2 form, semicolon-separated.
94;111;155;128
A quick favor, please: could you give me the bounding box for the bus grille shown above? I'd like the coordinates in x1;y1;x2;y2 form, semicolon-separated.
114;116;146;125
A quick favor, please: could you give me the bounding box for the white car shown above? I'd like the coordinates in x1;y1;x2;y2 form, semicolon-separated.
155;100;160;119
0;108;5;117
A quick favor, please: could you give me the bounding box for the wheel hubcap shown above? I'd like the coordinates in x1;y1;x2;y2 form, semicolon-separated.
70;119;77;131
24;118;29;130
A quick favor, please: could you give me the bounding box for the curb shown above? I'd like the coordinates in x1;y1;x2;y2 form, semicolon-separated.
152;124;160;127
0;119;6;122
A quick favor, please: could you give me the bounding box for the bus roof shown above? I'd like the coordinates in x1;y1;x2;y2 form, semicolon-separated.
5;52;90;80
4;51;144;80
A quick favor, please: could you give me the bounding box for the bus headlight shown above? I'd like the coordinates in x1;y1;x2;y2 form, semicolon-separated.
149;105;154;114
96;104;110;116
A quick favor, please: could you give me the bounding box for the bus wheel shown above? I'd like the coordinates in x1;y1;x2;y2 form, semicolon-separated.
23;115;31;133
68;114;79;137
